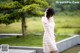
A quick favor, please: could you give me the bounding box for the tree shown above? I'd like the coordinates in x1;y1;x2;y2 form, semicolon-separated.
0;0;49;36
46;0;80;12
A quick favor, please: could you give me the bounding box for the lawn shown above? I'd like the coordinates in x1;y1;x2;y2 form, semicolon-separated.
0;15;80;46
0;34;70;47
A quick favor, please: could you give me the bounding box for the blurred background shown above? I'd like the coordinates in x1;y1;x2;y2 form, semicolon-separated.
0;0;80;46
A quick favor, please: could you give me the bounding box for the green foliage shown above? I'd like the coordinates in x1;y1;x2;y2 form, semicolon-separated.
26;0;48;7
0;11;21;25
13;0;26;5
0;1;22;11
46;0;80;12
19;4;44;16
0;0;49;25
0;0;12;2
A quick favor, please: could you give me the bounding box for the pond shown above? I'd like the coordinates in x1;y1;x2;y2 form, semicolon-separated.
62;45;80;53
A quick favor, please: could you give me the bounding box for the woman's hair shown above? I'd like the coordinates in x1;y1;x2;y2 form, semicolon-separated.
46;8;55;19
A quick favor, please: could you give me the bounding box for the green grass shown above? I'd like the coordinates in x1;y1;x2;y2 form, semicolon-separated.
0;15;80;46
54;15;80;35
0;34;70;47
0;16;80;35
0;35;43;47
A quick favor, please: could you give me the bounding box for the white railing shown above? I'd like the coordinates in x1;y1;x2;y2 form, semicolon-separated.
57;35;80;53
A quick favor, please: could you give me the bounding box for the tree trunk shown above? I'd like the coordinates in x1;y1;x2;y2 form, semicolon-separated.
21;12;26;36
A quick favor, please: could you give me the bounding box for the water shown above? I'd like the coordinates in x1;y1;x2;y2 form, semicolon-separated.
62;45;80;53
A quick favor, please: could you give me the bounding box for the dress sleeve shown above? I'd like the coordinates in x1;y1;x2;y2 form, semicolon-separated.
42;16;48;23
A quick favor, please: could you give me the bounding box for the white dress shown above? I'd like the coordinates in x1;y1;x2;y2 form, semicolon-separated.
42;16;58;53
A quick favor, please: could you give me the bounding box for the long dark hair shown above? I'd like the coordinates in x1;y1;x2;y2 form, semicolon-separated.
46;8;55;19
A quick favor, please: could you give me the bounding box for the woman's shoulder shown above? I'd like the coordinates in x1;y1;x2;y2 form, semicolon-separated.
42;16;48;23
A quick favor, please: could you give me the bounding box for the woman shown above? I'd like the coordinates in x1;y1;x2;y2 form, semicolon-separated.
42;8;58;53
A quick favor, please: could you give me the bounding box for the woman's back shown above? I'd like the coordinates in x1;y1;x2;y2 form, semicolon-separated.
42;16;55;37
